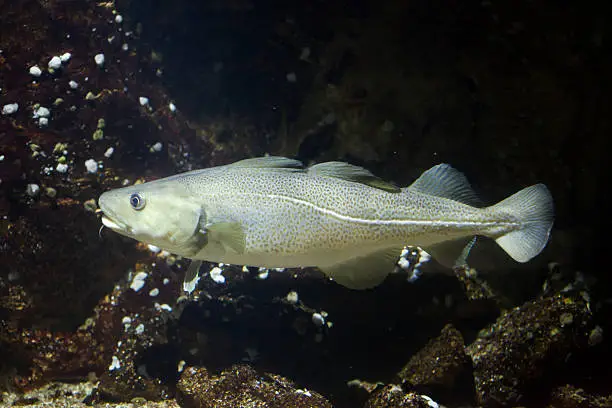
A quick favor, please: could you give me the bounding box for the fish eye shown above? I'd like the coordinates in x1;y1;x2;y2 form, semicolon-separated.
129;192;146;210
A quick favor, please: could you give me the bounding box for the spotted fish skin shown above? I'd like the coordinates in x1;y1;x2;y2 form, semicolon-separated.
98;157;554;289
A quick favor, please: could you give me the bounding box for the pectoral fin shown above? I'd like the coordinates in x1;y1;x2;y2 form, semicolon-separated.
319;247;401;290
206;222;246;254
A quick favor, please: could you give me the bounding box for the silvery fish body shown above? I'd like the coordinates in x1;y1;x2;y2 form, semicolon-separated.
98;157;554;289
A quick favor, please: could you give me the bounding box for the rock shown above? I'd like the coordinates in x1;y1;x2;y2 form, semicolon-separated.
177;364;332;408
364;385;440;408
548;385;612;408
466;295;594;406
398;324;470;388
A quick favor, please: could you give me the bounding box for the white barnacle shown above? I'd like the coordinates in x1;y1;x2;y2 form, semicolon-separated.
108;355;121;371
130;271;148;292
94;53;105;67
209;266;225;284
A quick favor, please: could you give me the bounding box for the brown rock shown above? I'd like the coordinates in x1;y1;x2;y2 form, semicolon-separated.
177;364;332;408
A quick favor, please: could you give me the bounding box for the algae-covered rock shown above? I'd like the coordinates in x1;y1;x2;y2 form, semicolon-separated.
364;385;440;408
466;295;594;406
548;384;612;408
176;364;332;407
397;324;473;404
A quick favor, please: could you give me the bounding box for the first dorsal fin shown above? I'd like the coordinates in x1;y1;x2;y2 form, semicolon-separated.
407;164;481;206
308;161;400;193
228;156;304;170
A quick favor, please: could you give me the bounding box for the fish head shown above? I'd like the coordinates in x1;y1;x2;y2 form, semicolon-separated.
98;179;206;255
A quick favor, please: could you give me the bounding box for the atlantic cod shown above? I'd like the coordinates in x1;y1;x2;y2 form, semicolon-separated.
98;156;554;290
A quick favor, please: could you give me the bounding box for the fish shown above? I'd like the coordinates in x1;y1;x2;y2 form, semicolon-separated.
97;156;554;290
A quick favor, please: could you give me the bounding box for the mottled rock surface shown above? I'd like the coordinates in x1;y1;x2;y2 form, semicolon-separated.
548;385;612;408
466;295;594;406
364;385;440;408
177;364;332;408
398;324;470;388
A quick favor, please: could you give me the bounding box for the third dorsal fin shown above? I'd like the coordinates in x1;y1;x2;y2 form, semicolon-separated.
407;164;481;206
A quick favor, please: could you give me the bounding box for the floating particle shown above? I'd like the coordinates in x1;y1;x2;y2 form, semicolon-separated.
151;142;162;152
135;324;145;335
48;56;62;70
286;72;297;82
286;291;299;304
148;244;161;253
2;103;18;115
60;52;72;62
160;303;172;311
177;360;186;373
163;278;170;285
104;147;114;158
108;356;121;371
213;61;224;72
26;184;40;197
84;158;98;174
168;102;177;112
121;43;129;51
56;163;68;173
311;312;325;327
69;80;78;89
115;14;123;23
149;288;160;297
94;53;105;66
38;117;49;127
139;96;149;106
299;47;311;61
0;155;4;161
209;267;225;284
130;271;148;292
29;66;42;77
122;316;132;327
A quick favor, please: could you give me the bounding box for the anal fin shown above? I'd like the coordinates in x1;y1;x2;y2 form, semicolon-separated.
427;237;477;269
319;247;401;290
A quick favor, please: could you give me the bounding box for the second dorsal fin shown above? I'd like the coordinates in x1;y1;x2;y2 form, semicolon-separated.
407;164;481;206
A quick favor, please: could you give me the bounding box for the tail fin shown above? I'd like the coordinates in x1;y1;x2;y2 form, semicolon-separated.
490;184;554;262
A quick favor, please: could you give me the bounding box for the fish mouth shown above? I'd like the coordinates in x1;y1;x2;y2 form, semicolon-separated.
97;210;131;234
101;215;123;231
